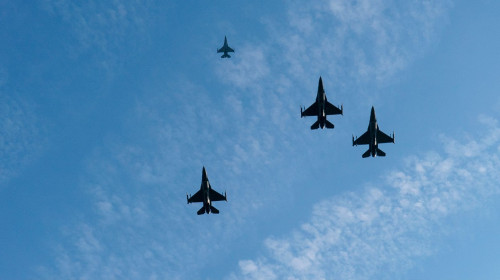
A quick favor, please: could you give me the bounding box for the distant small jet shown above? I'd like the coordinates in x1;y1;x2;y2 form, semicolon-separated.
301;76;343;129
353;106;395;158
187;167;227;215
217;36;234;58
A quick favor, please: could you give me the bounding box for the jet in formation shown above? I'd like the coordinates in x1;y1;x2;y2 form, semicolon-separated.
187;167;227;215
301;77;343;130
352;106;395;158
217;36;234;58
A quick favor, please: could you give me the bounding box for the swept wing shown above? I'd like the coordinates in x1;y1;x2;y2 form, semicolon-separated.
377;129;394;144
209;188;226;201
301;101;318;117
353;131;370;146
188;189;203;203
217;46;234;53
325;101;342;115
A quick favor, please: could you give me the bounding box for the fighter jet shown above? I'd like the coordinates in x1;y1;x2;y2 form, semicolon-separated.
217;36;234;58
187;167;227;215
352;106;395;158
301;77;343;130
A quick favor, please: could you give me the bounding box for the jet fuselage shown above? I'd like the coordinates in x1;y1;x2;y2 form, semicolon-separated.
367;107;379;157
316;89;327;128
200;170;213;214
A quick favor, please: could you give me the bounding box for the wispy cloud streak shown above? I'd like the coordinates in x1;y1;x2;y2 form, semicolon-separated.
39;0;457;279
277;0;452;86
0;88;43;184
228;116;500;280
41;0;154;70
39;74;296;279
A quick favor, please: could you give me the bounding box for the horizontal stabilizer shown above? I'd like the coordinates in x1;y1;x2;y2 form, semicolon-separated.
210;206;219;214
362;149;371;158
197;207;205;215
376;148;386;157
325;120;334;129
310;120;320;130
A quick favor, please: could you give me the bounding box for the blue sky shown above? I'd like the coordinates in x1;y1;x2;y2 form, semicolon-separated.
1;0;500;279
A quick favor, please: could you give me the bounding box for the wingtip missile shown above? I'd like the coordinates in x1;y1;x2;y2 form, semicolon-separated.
393;131;395;143
341;104;344;115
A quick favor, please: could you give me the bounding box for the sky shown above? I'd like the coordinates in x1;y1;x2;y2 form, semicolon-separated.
1;0;500;279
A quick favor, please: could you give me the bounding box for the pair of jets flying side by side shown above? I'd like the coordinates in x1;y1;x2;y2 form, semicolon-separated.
217;36;234;58
301;77;395;158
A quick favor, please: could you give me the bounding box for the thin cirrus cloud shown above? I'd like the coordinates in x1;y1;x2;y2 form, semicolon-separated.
37;0;459;279
39;83;284;279
277;0;452;85
0;82;44;185
40;0;153;69
216;45;271;90
214;0;452;128
228;116;500;280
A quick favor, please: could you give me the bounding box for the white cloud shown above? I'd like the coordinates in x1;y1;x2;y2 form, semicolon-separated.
38;67;305;278
41;0;153;70
38;1;458;279
216;45;271;90
0;92;44;184
277;0;452;86
228;117;500;280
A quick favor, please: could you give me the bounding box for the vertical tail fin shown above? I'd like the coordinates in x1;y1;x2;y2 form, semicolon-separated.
197;207;205;215
210;206;219;214
310;120;320;130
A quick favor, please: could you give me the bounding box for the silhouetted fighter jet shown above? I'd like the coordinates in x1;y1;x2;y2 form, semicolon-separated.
217;36;234;58
353;106;395;158
187;167;227;215
301;77;343;130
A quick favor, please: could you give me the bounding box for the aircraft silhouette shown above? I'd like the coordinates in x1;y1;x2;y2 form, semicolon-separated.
217;36;234;58
301;77;343;129
353;106;395;157
187;167;227;215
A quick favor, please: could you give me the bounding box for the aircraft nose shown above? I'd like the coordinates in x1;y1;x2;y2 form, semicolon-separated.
202;166;208;181
318;77;324;93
